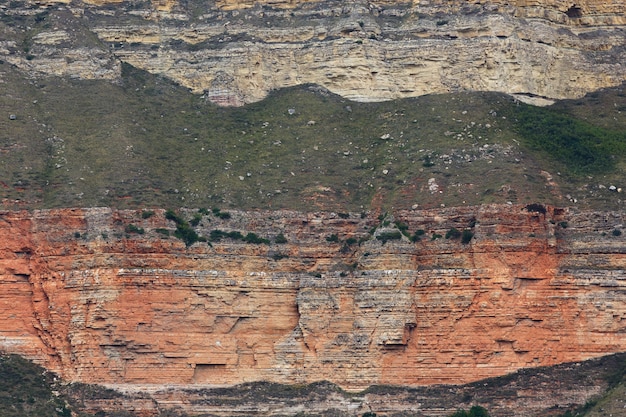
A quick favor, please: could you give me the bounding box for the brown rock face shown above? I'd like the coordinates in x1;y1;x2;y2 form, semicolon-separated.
1;205;626;390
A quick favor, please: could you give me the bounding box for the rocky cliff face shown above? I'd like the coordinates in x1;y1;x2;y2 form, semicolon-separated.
2;0;625;105
2;204;626;391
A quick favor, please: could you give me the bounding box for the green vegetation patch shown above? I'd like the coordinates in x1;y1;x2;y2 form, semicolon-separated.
511;103;626;174
448;405;490;417
0;354;71;417
165;209;202;247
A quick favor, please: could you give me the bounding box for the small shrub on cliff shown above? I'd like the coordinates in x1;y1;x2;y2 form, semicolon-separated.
394;220;409;232
461;229;474;244
272;252;289;261
125;224;145;234
141;210;155;219
376;230;402;243
612;229;622;237
211;207;231;220
155;228;170;237
165;209;182;223
525;203;547;214
189;213;203;227
448;405;490;417
274;233;288;244
326;234;339;243
445;227;462;239
244;232;270;244
165;209;202;247
174;225;199;247
218;211;231;220
411;229;425;242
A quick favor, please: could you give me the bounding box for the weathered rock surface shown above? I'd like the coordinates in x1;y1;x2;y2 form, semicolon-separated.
1;204;626;393
2;0;625;105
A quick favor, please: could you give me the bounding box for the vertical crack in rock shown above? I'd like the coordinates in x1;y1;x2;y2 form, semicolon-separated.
295;279;313;354
27;245;72;375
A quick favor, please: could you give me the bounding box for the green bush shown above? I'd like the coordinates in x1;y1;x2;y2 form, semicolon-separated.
141;210;155;219
189;213;203;227
376;231;402;243
275;233;288;244
165;209;201;246
445;227;462;239
209;229;231;242
211;207;231;219
461;229;474;244
124;224;144;234
422;154;435;167
449;405;490;417
244;232;270;244
174;225;199;247
165;209;182;223
228;231;244;240
526;203;547;214
612;229;622;236
155;228;170;237
218;211;231;220
272;253;289;261
326;234;340;243
411;229;425;242
394;221;409;232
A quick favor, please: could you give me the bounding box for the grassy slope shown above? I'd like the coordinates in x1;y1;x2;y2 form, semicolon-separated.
0;354;70;417
2;59;625;212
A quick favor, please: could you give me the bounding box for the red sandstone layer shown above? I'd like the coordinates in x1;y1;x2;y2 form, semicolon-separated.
1;205;625;389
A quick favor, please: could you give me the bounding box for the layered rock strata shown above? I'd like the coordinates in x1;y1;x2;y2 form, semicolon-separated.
1;204;626;390
2;0;625;105
64;353;626;417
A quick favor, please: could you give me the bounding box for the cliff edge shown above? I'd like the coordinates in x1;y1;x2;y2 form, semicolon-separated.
2;0;625;105
2;204;625;391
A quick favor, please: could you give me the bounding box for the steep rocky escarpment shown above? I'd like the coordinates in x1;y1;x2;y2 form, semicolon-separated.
1;204;626;394
2;0;625;105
